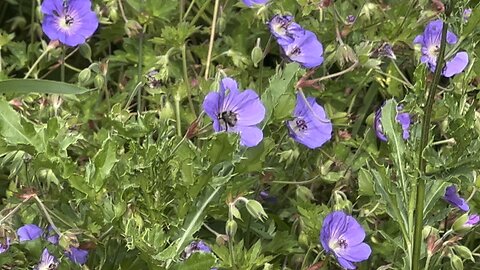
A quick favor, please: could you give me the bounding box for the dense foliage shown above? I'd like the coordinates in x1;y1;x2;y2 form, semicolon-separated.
0;0;479;269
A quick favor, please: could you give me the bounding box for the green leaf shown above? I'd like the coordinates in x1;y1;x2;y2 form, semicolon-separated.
0;98;41;151
0;79;90;94
92;138;118;192
261;63;301;125
176;252;216;270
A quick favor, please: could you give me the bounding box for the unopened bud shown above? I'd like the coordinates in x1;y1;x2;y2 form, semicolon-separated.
93;74;105;89
78;68;91;84
296;186;314;202
251;39;263;68
449;254;463;270
246;199;268;221
453;245;474;262
125;20;142;37
225;220;237;238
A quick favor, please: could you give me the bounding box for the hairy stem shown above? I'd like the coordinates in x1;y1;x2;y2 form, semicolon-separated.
24;47;52;79
412;21;448;270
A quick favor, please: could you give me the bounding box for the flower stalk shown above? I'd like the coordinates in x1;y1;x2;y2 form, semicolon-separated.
412;21;448;270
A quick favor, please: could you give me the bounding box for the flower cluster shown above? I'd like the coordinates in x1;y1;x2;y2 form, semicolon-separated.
268;15;324;68
287;93;332;149
374;103;411;142
413;19;468;77
320;211;371;269
41;0;99;47
0;224;90;267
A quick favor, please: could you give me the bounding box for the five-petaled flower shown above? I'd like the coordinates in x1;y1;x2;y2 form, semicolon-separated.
203;77;266;147
242;0;269;7
41;0;99;47
17;224;43;242
35;248;58;270
268;15;324;68
320;211;371;269
287;93;332;149
374;104;411;142
443;185;470;212
413;19;468;77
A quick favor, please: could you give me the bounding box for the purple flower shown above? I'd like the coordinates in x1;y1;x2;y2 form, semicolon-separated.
282;30;324;68
377;43;396;60
463;9;472;21
66;247;89;265
374;104;411;142
0;238;10;253
346;15;356;24
443;185;469;212
41;0;99;46
183;240;212;259
268;15;305;47
35;248;58;270
413;19;468;77
465;214;480;227
268;15;324;68
259;191;277;204
287;93;332;149
203;77;265;147
320;211;371;269
242;0;269;7
17;224;43;242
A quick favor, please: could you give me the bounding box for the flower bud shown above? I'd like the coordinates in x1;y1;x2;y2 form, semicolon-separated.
296;186;314;202
78;68;91;84
298;231;309;248
452;213;479;233
125;20;142;37
246;199;268;221
251;39;263;68
453;245;474;262
449;254;463;270
216;234;229;246
336;44;357;67
225;220;237;238
93;74;105;89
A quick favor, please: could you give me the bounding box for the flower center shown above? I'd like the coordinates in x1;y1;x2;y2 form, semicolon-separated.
64;14;74;26
329;237;348;251
218;111;238;130
428;44;440;58
272;17;289;36
296;119;308;131
289;46;301;56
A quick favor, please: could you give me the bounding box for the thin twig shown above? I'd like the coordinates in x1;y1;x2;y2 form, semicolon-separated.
204;0;221;80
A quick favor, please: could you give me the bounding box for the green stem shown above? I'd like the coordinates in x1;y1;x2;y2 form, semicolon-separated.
33;195;62;236
175;96;182;137
137;30;144;113
0;197;31;225
204;0;220;80
412;21;448;270
61;45;66;82
183;0;197;21
24;47;52;79
189;0;211;27
182;44;197;117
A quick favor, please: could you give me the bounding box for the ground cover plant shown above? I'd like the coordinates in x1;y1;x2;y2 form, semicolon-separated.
0;0;479;269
